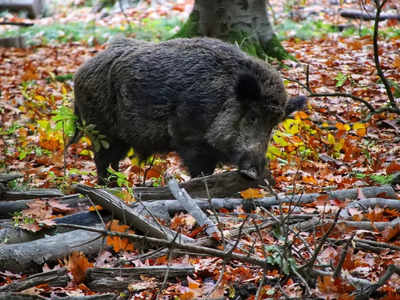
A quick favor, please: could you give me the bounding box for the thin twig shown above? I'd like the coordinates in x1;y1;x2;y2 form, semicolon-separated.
333;233;355;278
157;231;179;300
302;209;342;270
56;223;272;268
372;0;399;113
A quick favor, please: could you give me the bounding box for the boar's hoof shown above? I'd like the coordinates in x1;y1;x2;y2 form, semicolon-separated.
239;168;259;180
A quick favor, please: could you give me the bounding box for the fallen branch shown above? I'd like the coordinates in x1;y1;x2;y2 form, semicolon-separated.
340;9;400;20
2;189;63;200
74;184;193;243
167;176;218;237
0;194;89;218
340;198;400;218
0;229;103;273
132;171;261;200
86;266;194;292
135;185;397;218
0;268;68;292
294;216;400;232
0;21;34;26
0;211;108;244
56;223;273;269
355;264;400;299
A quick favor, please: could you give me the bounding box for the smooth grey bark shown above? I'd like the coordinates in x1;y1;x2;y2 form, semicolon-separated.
174;0;288;60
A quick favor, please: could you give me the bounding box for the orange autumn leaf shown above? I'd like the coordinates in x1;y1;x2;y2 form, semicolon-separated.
386;161;400;174
240;188;263;199
366;207;385;223
88;205;103;211
303;175;317;185
106;220;134;252
382;224;400;242
187;276;201;289
180;291;195;300
66;251;93;284
394;56;400;69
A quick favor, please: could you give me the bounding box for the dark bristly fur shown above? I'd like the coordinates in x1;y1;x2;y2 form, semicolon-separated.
73;37;306;185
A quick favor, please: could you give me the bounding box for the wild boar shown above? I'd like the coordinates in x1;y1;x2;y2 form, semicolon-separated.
73;37;306;184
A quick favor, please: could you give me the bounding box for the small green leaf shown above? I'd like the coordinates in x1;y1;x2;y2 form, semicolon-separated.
335;72;348;87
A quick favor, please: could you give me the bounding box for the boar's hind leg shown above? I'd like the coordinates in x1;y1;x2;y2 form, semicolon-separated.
94;141;130;185
178;145;218;178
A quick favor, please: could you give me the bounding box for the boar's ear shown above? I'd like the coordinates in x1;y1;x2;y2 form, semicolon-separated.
284;96;307;118
236;73;262;102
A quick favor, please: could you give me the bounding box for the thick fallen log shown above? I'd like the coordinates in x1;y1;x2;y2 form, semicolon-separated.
74;184;193;243
0;172;23;183
0;293;46;300
133;171;261;200
0;211;108;244
0;229;103;273
135;185;397;219
340;9;400;21
0;0;45;18
86;266;194;292
0;194;89;218
1;188;63;200
0;268;68;292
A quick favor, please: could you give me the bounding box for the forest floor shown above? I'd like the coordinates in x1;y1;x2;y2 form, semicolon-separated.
0;0;400;299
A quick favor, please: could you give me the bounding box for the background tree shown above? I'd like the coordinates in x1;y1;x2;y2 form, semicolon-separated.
173;0;289;60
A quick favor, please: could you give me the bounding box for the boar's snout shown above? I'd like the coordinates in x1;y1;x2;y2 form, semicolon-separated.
238;151;266;181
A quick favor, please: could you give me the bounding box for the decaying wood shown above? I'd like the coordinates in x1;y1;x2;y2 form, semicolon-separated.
0;268;68;292
340;9;400;20
0;172;23;183
294;216;400;232
57;223;272;269
86;266;194;292
73;184;193;243
340;197;400;218
134;185;397;219
0;293;46;300
0;194;89;218
0;291;116;299
167;177;218;237
0;211;108;244
133;171;261;200
2;188;63;200
0;0;45;18
0;229;103;273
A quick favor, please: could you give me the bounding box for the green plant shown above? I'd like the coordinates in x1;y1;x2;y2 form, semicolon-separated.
335;72;348;87
355;172;394;185
76;120;109;152
12;211;35;227
52;106;77;139
265;244;298;275
106;168;130;188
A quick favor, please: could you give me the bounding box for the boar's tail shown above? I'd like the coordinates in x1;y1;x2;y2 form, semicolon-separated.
65;105;83;149
284;96;307;118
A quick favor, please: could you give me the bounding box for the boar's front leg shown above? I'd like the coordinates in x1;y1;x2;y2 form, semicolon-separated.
178;144;219;178
94;140;130;185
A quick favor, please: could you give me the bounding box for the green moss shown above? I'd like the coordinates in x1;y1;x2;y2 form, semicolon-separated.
228;31;291;61
263;34;293;61
171;10;200;39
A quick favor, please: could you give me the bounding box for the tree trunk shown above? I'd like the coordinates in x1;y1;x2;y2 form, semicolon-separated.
173;0;288;60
